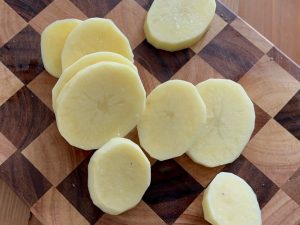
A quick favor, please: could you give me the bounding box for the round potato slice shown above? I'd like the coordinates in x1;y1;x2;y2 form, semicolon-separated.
145;0;216;51
137;80;207;161
203;172;262;225
56;62;146;150
88;137;151;215
41;19;81;78
61;18;134;70
187;79;255;167
52;52;137;112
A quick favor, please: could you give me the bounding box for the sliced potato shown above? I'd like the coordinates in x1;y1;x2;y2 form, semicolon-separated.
61;18;133;70
145;0;216;51
137;80;206;160
41;19;81;78
187;79;255;167
203;172;262;225
56;62;145;150
52;52;137;112
88;137;151;215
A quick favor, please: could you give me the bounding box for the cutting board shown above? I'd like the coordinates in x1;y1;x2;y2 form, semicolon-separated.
0;0;300;224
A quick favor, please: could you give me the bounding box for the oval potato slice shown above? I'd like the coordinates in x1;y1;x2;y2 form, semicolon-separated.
145;0;216;51
52;52;137;112
41;19;81;77
203;172;262;225
61;18;134;70
88;137;151;215
137;80;207;160
56;62;146;150
187;79;255;167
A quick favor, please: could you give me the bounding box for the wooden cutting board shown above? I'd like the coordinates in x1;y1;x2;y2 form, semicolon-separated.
0;0;300;224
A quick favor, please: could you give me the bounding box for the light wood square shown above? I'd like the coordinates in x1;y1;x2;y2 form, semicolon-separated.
191;14;227;53
0;1;27;47
96;201;166;225
29;0;87;34
0;62;24;106
31;188;89;225
262;190;300;225
22;123;89;186
239;55;300;117
0;132;17;166
172;55;224;84
106;0;147;49
243;119;300;187
231;17;273;54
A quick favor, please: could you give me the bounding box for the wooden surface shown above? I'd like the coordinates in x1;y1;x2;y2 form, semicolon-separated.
0;0;300;225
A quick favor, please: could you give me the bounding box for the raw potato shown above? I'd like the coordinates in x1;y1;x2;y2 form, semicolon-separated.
52;52;137;112
56;62;146;150
41;19;81;78
145;0;216;51
187;79;255;167
61;18;133;70
88;137;151;215
137;80;207;161
203;172;262;225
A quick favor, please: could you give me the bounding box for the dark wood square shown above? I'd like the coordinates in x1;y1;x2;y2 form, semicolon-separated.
223;155;279;208
135;0;154;11
57;156;103;225
0;26;44;84
252;103;271;138
216;0;236;23
274;91;300;140
134;40;195;82
4;0;53;21
0;152;51;206
71;0;121;18
143;159;203;224
199;25;264;81
0;87;54;150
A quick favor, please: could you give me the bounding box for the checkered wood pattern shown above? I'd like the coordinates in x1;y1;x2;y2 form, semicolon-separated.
0;0;300;224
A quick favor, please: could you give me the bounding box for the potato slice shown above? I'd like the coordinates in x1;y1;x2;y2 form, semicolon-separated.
88;137;151;215
56;62;145;150
187;79;255;167
41;19;81;78
137;80;206;160
145;0;216;51
61;18;133;70
52;52;137;112
203;172;262;225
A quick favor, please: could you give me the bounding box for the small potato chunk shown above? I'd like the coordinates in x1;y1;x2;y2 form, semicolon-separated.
88;137;151;215
137;80;207;160
56;62;145;150
187;79;255;167
203;172;262;225
61;18;133;70
145;0;216;51
41;19;81;77
52;52;137;112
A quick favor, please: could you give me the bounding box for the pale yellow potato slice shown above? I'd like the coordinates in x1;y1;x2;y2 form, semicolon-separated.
56;62;146;150
145;0;216;51
41;19;81;78
88;137;151;215
187;79;255;167
52;52;137;112
137;80;206;161
203;172;262;225
61;18;133;70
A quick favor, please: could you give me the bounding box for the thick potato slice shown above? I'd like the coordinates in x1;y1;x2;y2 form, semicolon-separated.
61;18;133;70
137;80;206;160
41;19;81;78
187;79;255;167
56;62;145;150
52;52;137;112
88;137;151;215
203;172;262;225
145;0;216;51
